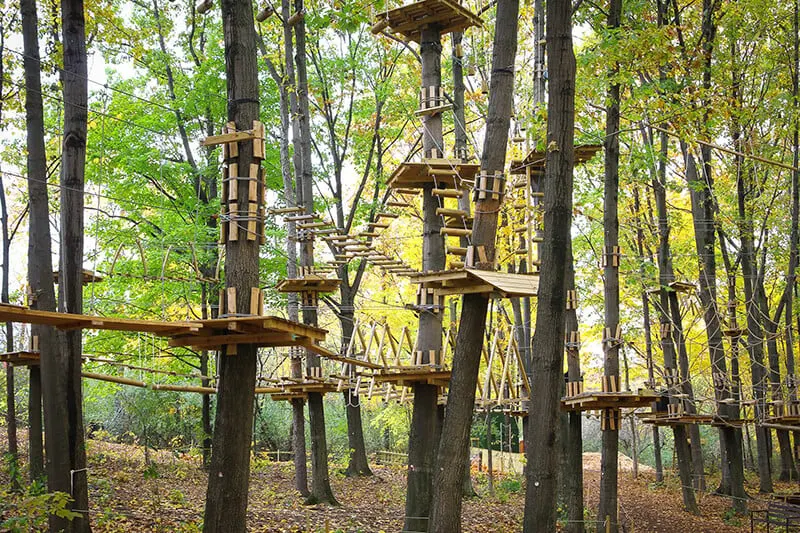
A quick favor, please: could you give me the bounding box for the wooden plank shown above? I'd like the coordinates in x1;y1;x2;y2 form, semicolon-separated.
202;130;257;147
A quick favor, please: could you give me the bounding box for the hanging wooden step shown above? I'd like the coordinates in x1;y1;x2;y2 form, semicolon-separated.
387;200;412;208
436;207;468;217
431;188;464;198
376;212;399;220
394;188;419;195
440;227;472;237
446;246;467;256
449;261;465;269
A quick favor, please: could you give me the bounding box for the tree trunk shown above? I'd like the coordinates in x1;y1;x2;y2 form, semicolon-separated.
522;1;574;530
563;239;584;533
280;0;309;497
202;0;261;530
20;0;53;487
291;0;336;507
53;1;92;529
1;182;17;481
341;307;371;477
403;21;449;532
428;3;519;531
598;0;622;528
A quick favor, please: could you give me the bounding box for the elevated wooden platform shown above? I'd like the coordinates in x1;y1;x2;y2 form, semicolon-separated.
561;389;658;411
510;144;602;176
645;280;696;295
0;350;40;366
640;413;749;427
387;158;480;189
0;303;327;352
372;0;482;42
275;275;341;293
53;268;103;285
410;268;538;297
371;366;451;387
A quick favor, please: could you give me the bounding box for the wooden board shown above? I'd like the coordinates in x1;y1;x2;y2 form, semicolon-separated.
53;268;103;285
510;144;602;176
640;413;749;427
409;268;538;298
0;303;328;352
0;350;40;366
275;276;341;293
388;159;480;189
371;367;451;387
561;390;658;411
374;0;482;42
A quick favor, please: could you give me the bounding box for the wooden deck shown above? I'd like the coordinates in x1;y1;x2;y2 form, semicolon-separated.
510;144;602;176
0;350;40;366
0;303;328;352
410;268;538;297
373;0;482;42
371;366;451;387
561;389;658;411
275;275;341;293
387;158;480;189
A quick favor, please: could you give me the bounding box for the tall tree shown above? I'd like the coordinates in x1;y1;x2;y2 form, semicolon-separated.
20;0;50;484
44;0;92;529
597;0;622;529
522;0;575;529
202;0;261;529
428;1;519;530
293;0;337;505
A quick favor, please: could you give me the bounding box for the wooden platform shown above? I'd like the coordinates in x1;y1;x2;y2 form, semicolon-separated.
0;303;328;352
561;389;658;411
0;350;40;366
371;366;451;387
640;413;749;427
373;0;482;42
510;144;602;176
645;280;696;295
410;268;538;297
387;158;480;189
53;268;103;285
275;275;341;293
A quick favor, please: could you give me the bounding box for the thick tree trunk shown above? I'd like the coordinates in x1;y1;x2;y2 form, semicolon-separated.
341;307;371;477
202;0;261;530
598;0;622;528
403;22;448;532
292;0;336;506
52;1;92;529
280;0;309;497
522;1;574;530
20;0;52;487
428;3;518;531
1;178;16;475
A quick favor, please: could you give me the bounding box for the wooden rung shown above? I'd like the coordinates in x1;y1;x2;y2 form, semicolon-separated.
431;188;463;198
387;201;411;208
284;214;315;222
202;130;256;147
394;188;418;195
429;168;458;177
531;192;544;198
368;222;390;229
440;227;472;237
376;212;399;219
436;207;467;217
449;261;465;269
446;246;467;256
268;206;305;215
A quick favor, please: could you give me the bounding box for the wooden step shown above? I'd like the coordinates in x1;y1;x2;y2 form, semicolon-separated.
531;191;544;198
376;212;399;219
429;168;459;177
432;188;464;198
368;222;390;229
448;261;465;269
446;246;467;256
395;188;418;195
387;201;411;208
440;227;472;237
436;208;467;217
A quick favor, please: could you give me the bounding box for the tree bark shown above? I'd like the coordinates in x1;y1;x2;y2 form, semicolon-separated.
280;0;309;497
20;0;52;488
563;239;583;533
52;1;92;529
522;1;574;530
202;0;261;530
428;3;518;531
0;182;17;482
598;0;622;528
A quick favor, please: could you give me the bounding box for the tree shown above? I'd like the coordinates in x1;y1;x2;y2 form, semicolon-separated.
20;0;50;484
523;0;575;529
202;0;261;529
597;0;622;529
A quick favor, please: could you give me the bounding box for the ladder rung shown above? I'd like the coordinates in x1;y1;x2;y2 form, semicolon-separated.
429;168;458;177
387;201;411;208
446;246;467;256
449;261;465;269
440;227;472;237
531;192;544;198
436;208;467;217
395;188;418;195
431;188;464;198
376;212;399;219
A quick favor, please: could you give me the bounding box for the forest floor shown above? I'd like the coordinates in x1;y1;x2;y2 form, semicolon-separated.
0;431;793;532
